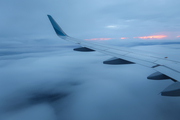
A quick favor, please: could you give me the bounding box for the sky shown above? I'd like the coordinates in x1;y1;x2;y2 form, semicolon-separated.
0;0;180;40
0;0;180;120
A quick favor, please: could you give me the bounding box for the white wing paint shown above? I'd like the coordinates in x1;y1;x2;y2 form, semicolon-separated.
47;15;180;96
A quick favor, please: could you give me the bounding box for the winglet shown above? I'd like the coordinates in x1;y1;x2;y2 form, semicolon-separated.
47;15;68;37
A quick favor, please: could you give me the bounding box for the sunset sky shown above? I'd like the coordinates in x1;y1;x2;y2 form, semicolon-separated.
1;0;180;120
0;0;180;42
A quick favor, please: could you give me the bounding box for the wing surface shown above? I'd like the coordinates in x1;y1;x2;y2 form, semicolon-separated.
47;15;180;96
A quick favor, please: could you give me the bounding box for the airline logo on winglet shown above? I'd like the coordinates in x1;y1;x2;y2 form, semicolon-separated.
47;15;68;37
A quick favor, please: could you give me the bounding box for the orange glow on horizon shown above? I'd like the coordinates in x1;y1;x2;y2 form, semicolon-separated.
120;37;128;39
137;35;167;39
84;38;114;41
84;35;170;41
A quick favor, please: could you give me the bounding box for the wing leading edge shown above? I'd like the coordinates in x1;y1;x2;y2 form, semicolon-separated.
47;15;180;96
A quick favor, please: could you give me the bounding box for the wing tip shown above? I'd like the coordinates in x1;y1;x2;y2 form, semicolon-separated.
47;14;68;37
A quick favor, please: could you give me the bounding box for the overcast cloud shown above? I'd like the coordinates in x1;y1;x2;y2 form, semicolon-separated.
0;0;180;120
0;0;180;39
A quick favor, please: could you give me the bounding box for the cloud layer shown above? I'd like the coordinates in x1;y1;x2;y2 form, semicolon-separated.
0;41;180;120
1;0;180;120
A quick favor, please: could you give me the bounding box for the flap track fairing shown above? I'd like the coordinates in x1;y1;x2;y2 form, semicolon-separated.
103;57;134;65
73;47;95;52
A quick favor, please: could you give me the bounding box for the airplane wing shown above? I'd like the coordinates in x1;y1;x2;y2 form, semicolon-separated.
47;15;180;97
